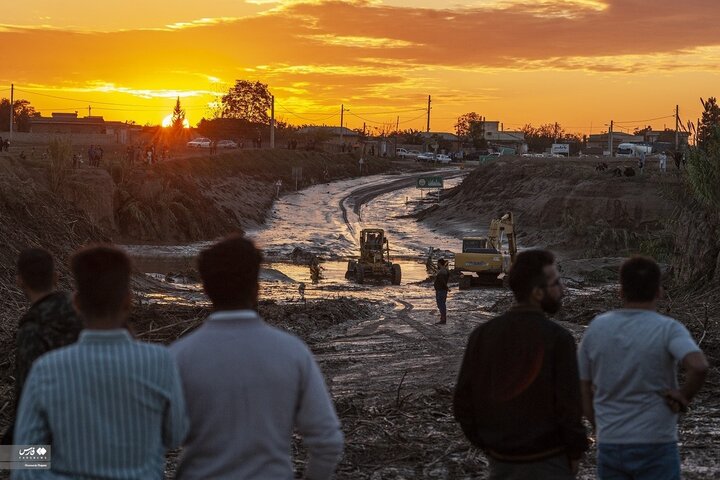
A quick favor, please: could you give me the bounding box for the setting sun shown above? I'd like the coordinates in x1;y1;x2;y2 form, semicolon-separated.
162;115;190;128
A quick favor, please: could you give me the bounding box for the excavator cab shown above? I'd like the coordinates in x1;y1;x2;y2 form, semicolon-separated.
454;212;517;288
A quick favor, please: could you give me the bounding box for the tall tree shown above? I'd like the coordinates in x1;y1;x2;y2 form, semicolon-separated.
455;112;487;148
170;97;186;138
697;97;720;150
0;98;36;132
221;80;273;124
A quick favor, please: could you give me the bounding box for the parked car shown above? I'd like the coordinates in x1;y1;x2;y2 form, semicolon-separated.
187;137;211;148
217;140;238;149
396;148;409;158
406;150;421;159
417;152;435;162
435;154;452;164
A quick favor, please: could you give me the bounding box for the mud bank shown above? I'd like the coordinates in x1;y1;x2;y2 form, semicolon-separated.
416;157;680;259
112;150;395;243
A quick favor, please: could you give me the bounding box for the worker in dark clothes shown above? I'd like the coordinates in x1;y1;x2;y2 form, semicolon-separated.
434;258;450;325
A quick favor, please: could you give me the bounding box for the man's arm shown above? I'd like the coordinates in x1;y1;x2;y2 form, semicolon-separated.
553;333;589;460
14;324;47;402
295;351;344;480
580;380;595;429
13;365;51;444
162;354;189;449
664;351;709;413
453;331;480;444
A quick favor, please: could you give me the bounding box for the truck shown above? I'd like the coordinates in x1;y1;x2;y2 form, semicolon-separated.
453;213;517;289
616;143;653;158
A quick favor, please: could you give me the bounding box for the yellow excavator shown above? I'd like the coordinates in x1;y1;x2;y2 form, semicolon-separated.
454;212;517;289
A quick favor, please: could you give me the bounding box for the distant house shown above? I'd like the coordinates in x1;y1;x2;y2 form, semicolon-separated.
296;126;359;142
477;121;527;152
30;113;107;134
586;132;643;151
586;130;689;153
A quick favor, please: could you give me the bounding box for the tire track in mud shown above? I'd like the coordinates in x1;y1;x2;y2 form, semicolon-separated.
339;171;465;237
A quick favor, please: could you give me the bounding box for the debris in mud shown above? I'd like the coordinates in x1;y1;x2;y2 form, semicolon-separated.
130;296;376;345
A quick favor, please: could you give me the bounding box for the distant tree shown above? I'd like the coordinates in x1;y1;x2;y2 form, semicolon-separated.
454;112;487;149
171;97;186;131
221;80;273;125
521;122;579;153
0;98;36;132
697;97;720;150
395;129;424;145
633;125;653;136
197;117;255;140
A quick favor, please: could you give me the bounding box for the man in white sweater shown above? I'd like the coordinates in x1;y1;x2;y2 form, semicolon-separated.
171;234;344;480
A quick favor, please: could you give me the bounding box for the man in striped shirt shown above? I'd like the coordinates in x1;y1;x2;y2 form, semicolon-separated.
13;246;188;480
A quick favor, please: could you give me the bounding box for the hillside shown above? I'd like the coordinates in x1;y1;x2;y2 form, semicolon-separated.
417;156;681;259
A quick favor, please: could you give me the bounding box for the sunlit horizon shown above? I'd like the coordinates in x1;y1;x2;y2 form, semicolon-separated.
3;0;719;135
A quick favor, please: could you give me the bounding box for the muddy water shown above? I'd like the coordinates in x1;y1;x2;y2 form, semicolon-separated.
123;170;470;301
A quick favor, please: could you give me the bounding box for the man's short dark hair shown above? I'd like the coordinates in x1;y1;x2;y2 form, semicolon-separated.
198;234;263;308
508;250;555;302
17;248;54;292
620;256;661;302
71;246;131;318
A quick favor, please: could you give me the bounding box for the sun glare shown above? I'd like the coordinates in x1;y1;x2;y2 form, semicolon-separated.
162;114;190;128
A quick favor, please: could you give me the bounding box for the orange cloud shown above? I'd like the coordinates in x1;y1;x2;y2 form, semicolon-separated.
1;0;718;130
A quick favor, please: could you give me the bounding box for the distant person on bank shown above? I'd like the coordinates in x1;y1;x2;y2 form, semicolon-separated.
578;256;708;480
454;249;588;479
12;246;188;480
171;234;344;480
2;248;83;445
434;258;450;325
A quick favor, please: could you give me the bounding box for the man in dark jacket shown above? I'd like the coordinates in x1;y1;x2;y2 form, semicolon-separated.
454;249;588;478
434;258;450;325
2;248;83;444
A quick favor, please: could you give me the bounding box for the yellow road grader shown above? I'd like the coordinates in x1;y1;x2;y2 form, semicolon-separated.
345;228;402;285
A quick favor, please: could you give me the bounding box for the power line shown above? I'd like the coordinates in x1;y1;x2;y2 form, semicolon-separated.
614;114;674;124
276;103;338;122
13;87;208;109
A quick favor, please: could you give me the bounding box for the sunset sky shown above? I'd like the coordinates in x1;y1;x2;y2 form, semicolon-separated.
2;0;719;135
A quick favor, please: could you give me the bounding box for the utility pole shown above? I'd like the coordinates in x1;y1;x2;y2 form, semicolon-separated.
426;95;431;133
270;95;275;149
9;83;14;140
340;104;344;143
696;117;700;146
608;120;614;157
88;105;92;117
396;116;399;132
675;104;680;151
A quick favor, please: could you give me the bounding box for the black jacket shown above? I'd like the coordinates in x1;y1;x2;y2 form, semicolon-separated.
453;306;588;460
434;267;449;291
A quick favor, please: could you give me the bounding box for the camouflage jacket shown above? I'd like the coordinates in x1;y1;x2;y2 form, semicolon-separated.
14;291;83;402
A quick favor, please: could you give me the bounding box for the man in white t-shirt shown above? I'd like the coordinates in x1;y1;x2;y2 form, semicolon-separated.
578;256;708;480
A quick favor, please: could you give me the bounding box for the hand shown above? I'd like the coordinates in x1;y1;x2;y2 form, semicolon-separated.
662;389;689;413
